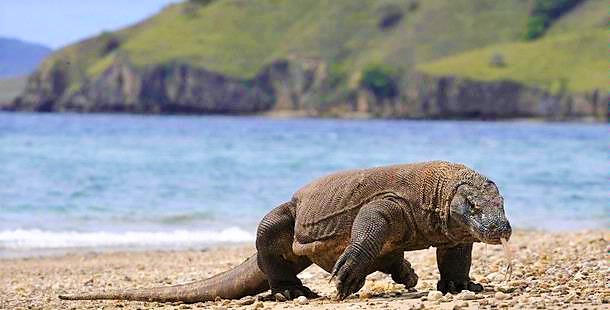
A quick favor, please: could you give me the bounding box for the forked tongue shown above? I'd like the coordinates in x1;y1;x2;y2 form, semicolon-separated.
500;237;514;282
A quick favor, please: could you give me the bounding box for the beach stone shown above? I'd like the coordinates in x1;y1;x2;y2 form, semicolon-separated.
295;296;308;305
497;285;516;293
487;272;504;282
495;292;510;300
237;296;255;305
508;280;526;287
427;290;443;301
455;290;476;300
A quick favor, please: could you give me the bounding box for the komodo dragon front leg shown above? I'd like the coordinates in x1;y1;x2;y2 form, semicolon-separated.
256;201;319;300
331;199;416;300
436;244;483;293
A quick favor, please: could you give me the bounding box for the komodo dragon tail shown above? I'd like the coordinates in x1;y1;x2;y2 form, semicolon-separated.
59;253;269;303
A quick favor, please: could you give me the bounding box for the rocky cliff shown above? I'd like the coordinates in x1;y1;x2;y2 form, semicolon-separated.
8;56;327;115
327;73;606;121
7;59;605;122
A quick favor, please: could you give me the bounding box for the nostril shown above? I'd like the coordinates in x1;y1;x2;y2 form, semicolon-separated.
502;222;512;236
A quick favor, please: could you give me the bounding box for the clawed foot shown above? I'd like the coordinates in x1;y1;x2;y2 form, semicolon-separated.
331;247;368;300
437;279;483;294
391;262;419;288
270;285;319;301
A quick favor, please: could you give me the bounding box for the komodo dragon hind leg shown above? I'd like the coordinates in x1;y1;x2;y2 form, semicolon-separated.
256;201;318;301
436;243;483;294
377;250;418;289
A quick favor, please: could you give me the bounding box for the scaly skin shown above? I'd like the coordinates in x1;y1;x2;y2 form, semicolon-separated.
60;161;512;303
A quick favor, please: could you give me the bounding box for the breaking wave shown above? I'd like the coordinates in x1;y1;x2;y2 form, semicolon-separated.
0;227;254;250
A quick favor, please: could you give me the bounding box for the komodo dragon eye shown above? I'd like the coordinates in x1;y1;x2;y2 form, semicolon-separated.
466;196;481;211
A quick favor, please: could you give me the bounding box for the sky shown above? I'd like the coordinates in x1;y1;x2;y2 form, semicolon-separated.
0;0;181;49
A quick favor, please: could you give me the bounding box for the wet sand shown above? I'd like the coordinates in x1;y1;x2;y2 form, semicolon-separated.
1;230;608;309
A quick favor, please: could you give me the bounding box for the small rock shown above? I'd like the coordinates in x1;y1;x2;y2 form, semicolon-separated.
508;280;526;287
251;301;264;309
237;296;255;306
487;272;504;282
452;305;462;310
295;296;308;305
455;290;476;300
495;292;510;300
479;299;489;306
497;286;516;293
459;301;469;307
427;290;443;301
591;298;601;305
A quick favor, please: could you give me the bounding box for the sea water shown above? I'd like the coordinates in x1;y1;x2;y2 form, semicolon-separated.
0;112;606;255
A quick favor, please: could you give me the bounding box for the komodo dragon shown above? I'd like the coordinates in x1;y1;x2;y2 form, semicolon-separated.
60;161;512;303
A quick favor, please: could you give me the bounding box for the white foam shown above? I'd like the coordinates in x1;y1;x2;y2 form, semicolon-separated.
0;227;254;250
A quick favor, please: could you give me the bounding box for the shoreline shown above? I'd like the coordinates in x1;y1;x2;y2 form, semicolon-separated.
1;230;608;309
0;110;604;124
1;227;605;260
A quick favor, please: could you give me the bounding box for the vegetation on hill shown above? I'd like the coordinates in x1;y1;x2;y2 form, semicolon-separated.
419;29;607;93
524;0;585;40
41;0;534;88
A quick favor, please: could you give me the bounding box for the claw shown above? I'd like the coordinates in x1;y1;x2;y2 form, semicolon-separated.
274;293;287;302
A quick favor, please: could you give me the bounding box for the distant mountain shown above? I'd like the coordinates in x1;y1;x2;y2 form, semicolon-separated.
7;0;607;121
0;37;52;78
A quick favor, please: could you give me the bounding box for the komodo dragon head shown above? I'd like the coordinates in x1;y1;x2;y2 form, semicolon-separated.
448;178;511;245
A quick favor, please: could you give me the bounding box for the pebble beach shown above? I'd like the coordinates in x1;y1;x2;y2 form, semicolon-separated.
1;230;608;309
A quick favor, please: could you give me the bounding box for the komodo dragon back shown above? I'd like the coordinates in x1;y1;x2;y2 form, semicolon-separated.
292;161;476;242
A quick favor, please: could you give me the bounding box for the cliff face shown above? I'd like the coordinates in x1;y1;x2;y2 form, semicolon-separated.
400;73;606;121
9;57;326;115
6;60;606;122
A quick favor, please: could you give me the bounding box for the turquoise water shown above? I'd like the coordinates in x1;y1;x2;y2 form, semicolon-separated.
0;112;607;253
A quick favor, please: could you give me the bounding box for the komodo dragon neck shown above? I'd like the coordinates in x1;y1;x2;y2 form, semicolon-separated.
397;162;478;248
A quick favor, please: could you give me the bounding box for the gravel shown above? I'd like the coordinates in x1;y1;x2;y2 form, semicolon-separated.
0;230;607;309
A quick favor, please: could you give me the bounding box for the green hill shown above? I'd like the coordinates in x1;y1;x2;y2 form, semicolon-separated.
418;29;607;93
10;0;607;120
41;0;533;85
419;0;607;93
